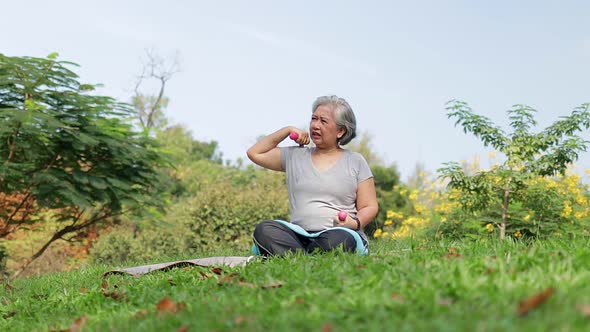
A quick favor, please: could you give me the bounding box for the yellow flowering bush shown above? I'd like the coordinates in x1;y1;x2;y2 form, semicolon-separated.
373;159;590;241
439;166;590;239
439;100;590;239
373;168;454;240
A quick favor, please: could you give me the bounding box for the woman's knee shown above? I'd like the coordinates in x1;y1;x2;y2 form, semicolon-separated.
253;220;277;238
316;230;357;252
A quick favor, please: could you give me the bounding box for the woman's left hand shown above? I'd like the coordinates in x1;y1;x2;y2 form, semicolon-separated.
332;213;355;230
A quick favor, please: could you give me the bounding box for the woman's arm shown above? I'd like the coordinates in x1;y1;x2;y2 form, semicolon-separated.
355;178;379;229
334;178;378;230
246;126;309;171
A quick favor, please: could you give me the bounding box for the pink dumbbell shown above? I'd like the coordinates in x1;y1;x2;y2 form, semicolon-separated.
338;211;347;221
290;132;305;147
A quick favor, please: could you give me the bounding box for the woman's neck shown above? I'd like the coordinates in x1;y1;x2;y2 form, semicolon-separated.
313;145;342;156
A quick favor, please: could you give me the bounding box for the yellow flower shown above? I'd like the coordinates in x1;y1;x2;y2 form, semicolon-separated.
409;191;419;201
574;212;585;220
514;230;522;238
384;220;393;226
485;223;494;233
441;217;447;223
561;204;573;218
523;214;531;222
575;195;588;206
373;229;383;238
386;210;404;220
414;203;427;214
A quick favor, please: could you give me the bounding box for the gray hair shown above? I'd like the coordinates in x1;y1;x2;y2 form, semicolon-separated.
312;95;357;145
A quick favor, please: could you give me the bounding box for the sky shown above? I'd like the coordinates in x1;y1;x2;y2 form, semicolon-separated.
3;0;590;180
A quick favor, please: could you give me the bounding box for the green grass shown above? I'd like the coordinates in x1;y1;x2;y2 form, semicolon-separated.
2;237;590;331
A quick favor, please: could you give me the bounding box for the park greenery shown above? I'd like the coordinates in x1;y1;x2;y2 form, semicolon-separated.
1;54;589;330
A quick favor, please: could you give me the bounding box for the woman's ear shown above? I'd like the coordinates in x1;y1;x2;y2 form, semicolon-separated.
337;127;346;139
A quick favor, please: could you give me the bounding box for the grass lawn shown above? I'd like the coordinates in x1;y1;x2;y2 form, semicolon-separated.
2;237;590;331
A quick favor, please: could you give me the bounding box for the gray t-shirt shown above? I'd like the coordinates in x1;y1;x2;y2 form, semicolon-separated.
280;146;373;232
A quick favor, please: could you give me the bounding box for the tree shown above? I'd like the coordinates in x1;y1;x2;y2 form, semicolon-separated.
132;49;180;130
156;124;222;164
0;53;166;269
438;100;590;239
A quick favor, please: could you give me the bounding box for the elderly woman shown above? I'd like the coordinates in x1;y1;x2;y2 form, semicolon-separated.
247;95;378;256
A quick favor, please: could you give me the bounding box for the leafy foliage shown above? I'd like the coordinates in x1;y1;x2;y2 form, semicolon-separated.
438;101;590;238
366;164;409;235
0;54;166;263
155;124;222;165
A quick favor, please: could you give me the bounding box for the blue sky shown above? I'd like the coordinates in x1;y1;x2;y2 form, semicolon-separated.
3;0;589;180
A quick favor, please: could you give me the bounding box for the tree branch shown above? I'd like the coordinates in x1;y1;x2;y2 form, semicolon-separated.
133;48;180;129
12;207;129;277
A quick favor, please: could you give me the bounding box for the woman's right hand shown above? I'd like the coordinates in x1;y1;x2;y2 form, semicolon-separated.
289;127;310;146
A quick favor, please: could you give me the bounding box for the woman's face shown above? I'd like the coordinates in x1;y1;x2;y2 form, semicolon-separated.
309;104;345;148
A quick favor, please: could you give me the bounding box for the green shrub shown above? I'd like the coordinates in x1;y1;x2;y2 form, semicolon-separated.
174;170;289;251
90;168;289;264
89;227;137;265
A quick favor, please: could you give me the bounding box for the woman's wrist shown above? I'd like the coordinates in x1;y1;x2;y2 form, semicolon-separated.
350;215;361;230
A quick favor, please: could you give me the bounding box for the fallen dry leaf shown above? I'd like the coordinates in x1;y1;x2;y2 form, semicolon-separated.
102;290;124;301
167;279;177;286
517;288;554;316
294;298;305;304
156;297;176;313
261;283;283;289
133;309;149;319
156;297;186;315
218;272;241;283
234;315;255;325
100;279;125;301
237;281;257;288
446;247;462;259
391;293;405;303
210;267;224;275
79;287;88;294
69;315;88;332
198;271;212;279
437;298;453;307
321;322;333;332
576;304;590;318
177;326;190;332
2;311;16;319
